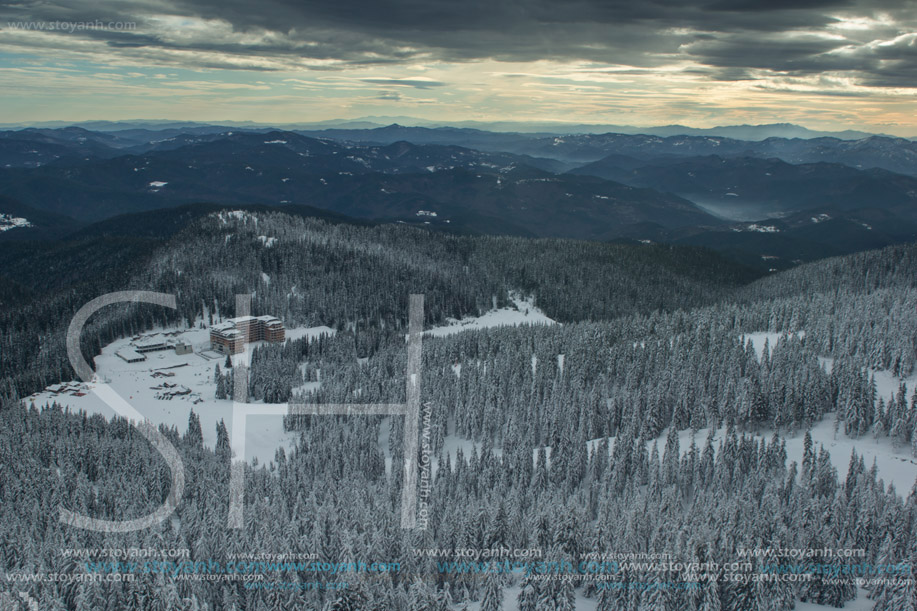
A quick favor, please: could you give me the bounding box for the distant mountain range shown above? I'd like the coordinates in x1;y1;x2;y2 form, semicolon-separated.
0;118;891;140
0;131;714;240
0;123;915;271
331;119;883;140
286;127;917;177
5;123;914;175
570;155;917;220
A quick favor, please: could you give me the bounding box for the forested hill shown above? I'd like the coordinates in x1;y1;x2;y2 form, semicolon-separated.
736;242;917;302
0;208;756;398
5;206;917;402
137;209;757;324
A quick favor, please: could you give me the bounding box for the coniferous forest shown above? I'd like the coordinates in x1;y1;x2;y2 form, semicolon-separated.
1;209;916;610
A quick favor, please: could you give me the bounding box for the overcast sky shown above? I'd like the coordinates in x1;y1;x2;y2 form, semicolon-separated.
1;0;915;133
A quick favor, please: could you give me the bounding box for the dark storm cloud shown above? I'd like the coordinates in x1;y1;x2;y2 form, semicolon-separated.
682;36;854;73
845;34;917;87
1;0;916;87
706;0;854;11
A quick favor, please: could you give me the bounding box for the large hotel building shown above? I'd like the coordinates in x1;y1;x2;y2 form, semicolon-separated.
210;315;285;354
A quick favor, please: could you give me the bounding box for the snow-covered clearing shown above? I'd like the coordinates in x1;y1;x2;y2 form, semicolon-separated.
460;586;597;611
285;325;335;342
737;331;917;490
437;435;504;476
741;331;913;402
0;213;32;231
594;413;917;493
216;210;258;225
442;331;917;493
440;404;916;492
741;330;805;360
25;325;334;465
453;583;873;610
796;589;874;611
425;293;556;338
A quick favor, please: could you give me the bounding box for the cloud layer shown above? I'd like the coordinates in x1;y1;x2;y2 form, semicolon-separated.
0;0;915;130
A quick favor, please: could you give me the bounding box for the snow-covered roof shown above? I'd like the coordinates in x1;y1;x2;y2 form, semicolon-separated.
214;315;282;330
116;347;146;361
211;327;242;338
134;338;169;348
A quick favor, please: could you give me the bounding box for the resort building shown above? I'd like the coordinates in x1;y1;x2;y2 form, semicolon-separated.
210;315;285;354
116;347;147;363
133;338;172;353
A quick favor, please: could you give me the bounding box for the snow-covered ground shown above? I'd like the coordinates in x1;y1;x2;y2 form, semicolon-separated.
798;415;917;493
796;589;874;611
455;583;875;610
741;331;914;402
438;435;503;475
742;330;805;360
443;405;916;493
602;413;917;493
425;293;556;338
443;331;917;493
285;325;336;342
0;212;32;232
25;318;917;499
460;586;597;611
24;325;334;465
737;331;917;491
870;365;917;403
456;583;873;610
23;289;552;469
